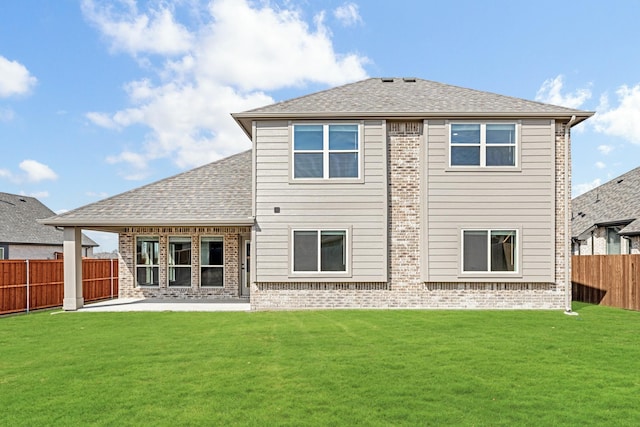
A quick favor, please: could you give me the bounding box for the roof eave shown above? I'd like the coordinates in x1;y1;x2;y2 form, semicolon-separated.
38;217;256;228
232;110;595;135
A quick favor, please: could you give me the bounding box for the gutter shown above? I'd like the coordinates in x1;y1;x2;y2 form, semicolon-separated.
564;115;578;315
231;110;595;139
37;217;256;228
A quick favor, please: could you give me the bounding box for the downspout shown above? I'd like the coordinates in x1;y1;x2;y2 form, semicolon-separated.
564;115;578;314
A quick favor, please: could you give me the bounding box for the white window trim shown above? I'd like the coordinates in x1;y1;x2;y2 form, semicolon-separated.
459;228;521;277
289;227;352;278
448;121;520;169
135;236;160;287
290;122;363;182
200;236;225;288
168;236;193;288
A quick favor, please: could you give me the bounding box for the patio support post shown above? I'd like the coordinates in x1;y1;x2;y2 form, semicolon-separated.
62;227;84;311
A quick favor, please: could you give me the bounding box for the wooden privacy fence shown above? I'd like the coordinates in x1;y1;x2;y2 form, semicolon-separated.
572;255;640;311
0;259;118;315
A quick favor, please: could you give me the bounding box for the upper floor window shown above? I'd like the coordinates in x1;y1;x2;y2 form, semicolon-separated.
293;124;360;179
450;123;517;167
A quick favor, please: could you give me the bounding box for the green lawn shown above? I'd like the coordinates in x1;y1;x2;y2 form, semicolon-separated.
1;303;639;426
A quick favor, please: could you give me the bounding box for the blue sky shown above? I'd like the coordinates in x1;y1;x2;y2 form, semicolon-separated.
1;0;639;252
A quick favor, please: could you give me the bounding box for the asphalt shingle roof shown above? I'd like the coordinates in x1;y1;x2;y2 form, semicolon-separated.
233;77;593;135
0;192;97;246
572;166;640;237
43;150;252;228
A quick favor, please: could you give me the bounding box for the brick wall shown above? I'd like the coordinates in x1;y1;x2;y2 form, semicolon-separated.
118;226;249;299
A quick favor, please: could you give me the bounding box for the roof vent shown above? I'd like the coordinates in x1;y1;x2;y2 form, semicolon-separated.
19;198;26;202
617;179;624;184
381;78;394;83
403;77;416;82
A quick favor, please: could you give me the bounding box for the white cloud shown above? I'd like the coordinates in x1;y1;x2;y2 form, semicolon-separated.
26;191;50;199
592;84;640;144
0;107;15;122
334;2;363;27
106;150;150;180
0;56;37;97
0;161;57;183
595;161;606;169
19;160;58;182
86;191;109;198
597;144;614;155
535;75;591;108
573;178;601;197
198;0;369;91
81;0;193;56
85;111;119;129
83;0;369;178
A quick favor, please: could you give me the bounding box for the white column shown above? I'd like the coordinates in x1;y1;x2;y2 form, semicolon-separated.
63;227;84;310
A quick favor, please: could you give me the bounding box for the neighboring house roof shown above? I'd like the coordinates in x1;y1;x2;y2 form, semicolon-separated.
232;77;594;136
42;150;252;229
0;192;97;246
572;166;640;238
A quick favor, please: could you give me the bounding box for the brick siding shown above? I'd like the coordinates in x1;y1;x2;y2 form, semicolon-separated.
118;226;249;299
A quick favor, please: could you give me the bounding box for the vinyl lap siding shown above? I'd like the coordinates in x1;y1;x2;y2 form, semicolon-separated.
425;119;555;282
255;121;387;282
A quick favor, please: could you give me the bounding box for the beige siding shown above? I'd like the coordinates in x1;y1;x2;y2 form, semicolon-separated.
425;119;555;282
254;120;387;282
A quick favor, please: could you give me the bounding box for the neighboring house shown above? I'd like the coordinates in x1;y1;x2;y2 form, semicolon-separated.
43;77;593;311
0;192;97;259
572;167;640;255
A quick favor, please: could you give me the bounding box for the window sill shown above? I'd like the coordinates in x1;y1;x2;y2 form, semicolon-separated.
200;285;224;288
446;165;521;173
289;272;352;279
288;177;365;184
458;272;522;280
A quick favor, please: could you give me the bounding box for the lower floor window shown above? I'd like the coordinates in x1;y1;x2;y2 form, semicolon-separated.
169;236;192;287
606;226;622;254
136;236;159;286
463;229;517;273
293;230;346;272
201;237;224;287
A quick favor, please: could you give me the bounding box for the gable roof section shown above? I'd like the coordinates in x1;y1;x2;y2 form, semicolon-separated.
572;166;640;238
0;192;97;246
42;150;253;229
232;77;594;136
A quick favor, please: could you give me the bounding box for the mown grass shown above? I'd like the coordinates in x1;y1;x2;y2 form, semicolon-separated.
1;302;639;426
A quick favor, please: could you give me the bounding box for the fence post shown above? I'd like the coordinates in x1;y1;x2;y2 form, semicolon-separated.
26;259;29;313
110;259;114;299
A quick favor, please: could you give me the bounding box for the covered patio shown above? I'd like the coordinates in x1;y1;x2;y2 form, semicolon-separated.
41;151;254;310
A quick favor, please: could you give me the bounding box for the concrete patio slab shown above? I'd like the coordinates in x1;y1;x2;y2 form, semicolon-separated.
75;298;251;312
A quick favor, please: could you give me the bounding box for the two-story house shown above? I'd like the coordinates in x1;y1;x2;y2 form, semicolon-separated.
44;78;593;311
